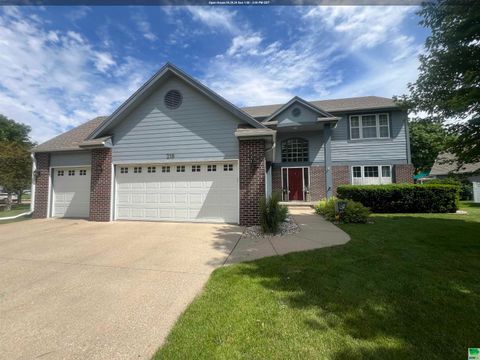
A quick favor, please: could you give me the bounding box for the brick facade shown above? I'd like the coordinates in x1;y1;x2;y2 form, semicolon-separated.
32;152;50;219
309;165;326;200
394;164;414;183
332;165;350;195
239;139;265;226
89;148;112;222
272;167;282;198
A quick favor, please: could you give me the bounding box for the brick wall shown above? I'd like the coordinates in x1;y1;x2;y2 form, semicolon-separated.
332;165;350;195
309;165;326;201
272;167;282;198
394;164;414;183
89;148;112;222
32;152;50;219
239;139;265;226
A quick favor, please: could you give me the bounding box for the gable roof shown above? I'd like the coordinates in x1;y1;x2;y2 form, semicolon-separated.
89;63;265;139
430;153;480;176
32;116;107;153
242;96;399;119
263;96;339;123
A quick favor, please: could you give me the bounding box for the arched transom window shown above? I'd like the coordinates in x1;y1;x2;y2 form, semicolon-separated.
281;138;309;162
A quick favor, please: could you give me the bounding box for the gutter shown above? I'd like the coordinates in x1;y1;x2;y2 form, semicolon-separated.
0;211;33;221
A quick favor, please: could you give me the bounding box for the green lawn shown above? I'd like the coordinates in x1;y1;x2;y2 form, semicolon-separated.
156;202;480;360
0;204;31;224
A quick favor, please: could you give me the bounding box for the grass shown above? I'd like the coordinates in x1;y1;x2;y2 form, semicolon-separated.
155;202;480;360
0;204;31;224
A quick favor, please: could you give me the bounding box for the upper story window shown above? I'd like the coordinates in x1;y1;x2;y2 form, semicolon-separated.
281;138;309;163
350;113;390;140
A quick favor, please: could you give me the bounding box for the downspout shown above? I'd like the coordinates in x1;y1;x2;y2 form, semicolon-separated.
30;152;36;213
324;123;333;199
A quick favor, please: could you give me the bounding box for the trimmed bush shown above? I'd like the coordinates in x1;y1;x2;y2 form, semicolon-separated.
315;198;370;223
259;192;288;233
426;177;473;200
337;184;459;213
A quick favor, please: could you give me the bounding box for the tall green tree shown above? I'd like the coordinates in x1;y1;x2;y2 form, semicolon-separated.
0;114;33;210
399;0;480;165
409;117;451;173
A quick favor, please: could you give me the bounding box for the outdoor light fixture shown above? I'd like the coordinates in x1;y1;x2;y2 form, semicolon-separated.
33;170;41;179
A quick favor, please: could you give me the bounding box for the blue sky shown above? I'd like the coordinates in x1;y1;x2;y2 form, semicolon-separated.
0;6;429;143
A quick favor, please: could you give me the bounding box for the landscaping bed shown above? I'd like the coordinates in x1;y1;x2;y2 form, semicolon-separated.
155;202;480;360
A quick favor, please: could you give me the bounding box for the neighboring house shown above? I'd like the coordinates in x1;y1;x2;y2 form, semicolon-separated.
428;153;480;202
31;63;413;225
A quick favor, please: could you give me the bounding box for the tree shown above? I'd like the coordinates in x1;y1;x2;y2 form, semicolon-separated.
409;117;451;173
0;114;32;146
0;114;33;210
0;142;31;211
398;0;480;165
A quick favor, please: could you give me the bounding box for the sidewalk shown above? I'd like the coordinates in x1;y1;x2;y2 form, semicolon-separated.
225;206;351;264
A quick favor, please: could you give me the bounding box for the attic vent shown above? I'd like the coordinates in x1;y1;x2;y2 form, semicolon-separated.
292;107;301;117
164;89;183;110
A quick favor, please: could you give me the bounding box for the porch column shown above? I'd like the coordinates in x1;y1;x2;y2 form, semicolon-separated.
324;123;333;199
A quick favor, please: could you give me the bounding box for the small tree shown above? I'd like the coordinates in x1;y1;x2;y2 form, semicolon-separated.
0;142;32;211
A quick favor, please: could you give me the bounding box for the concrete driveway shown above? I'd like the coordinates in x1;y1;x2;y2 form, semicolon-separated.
0;219;242;359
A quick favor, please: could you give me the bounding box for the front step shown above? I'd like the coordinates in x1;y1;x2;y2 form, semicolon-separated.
280;201;316;207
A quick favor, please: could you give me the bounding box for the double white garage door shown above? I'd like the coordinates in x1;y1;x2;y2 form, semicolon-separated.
52;162;239;223
115;162;239;223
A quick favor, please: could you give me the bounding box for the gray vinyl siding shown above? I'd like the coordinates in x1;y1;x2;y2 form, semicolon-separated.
331;110;408;162
50;151;91;167
111;78;242;163
276;104;319;127
275;131;324;165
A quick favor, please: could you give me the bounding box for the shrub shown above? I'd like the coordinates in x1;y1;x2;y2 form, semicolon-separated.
259;192;288;233
315;198;370;223
337;184;459;213
426;177;473;200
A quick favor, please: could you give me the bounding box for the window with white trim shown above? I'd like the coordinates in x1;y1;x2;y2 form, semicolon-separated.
120;167;128;174
192;165;201;172
351;165;392;185
223;164;233;171
176;165;185;172
57;170;64;176
162;166;170;173
207;164;217;172
134;167;142;174
350;114;390;139
68;170;75;176
147;166;156;173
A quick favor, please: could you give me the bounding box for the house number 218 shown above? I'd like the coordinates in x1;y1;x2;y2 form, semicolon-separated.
166;153;175;159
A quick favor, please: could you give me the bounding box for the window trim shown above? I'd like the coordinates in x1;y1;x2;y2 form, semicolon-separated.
351;165;393;185
349;113;390;140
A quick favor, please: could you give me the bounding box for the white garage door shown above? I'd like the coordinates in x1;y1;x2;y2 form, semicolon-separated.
53;168;91;218
115;162;239;223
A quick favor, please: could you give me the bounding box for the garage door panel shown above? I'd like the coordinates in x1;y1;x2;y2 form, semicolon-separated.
115;162;238;223
53;168;91;218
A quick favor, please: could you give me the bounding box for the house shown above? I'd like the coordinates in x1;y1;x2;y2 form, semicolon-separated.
31;63;414;225
428;152;480;202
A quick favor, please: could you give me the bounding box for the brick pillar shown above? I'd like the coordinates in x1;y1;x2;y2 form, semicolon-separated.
32;152;50;219
89;148;112;222
309;165;326;201
394;164;414;183
332;165;350;195
272;167;282;198
239;139;265;226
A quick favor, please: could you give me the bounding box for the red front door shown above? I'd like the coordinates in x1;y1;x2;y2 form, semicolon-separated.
288;168;303;201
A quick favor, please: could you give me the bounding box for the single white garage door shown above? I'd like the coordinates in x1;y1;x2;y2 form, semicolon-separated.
53;168;91;218
115;162;239;223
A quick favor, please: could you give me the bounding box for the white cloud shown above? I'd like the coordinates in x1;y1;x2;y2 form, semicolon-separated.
0;8;152;143
186;7;241;35
304;6;414;50
132;12;158;42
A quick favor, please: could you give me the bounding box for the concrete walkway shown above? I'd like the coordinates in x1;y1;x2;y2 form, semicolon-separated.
226;206;350;264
